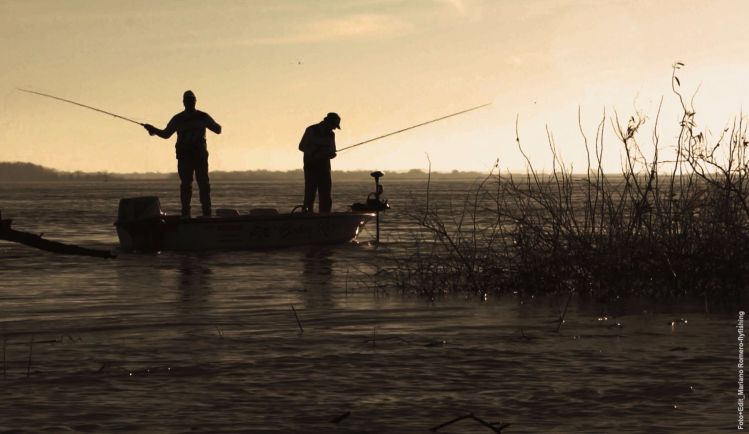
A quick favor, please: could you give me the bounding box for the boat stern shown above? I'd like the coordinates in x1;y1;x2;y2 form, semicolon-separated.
114;196;165;252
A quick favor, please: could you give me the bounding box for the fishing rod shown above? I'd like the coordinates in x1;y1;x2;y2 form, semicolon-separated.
17;88;145;126
337;102;491;153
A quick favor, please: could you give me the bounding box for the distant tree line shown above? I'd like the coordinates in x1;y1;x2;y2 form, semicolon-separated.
0;162;486;182
0;162;119;182
206;169;486;181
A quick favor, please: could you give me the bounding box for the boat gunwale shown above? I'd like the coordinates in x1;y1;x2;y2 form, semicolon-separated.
114;211;375;227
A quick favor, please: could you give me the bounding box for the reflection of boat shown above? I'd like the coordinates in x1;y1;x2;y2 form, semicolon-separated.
115;197;373;252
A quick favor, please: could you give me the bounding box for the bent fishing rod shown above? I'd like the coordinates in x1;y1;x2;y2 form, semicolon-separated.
16;88;145;126
337;102;491;153
17;88;490;148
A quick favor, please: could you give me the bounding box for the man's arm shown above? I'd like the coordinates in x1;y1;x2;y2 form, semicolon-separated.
206;114;222;134
144;116;178;139
298;126;315;153
299;126;336;161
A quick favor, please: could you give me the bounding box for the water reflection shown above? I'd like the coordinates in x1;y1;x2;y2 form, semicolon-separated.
114;254;166;296
176;253;213;315
300;246;335;309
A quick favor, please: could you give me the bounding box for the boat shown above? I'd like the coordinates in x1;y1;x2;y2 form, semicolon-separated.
115;196;376;252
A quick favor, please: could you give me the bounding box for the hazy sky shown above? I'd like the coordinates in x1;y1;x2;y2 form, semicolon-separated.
2;0;748;173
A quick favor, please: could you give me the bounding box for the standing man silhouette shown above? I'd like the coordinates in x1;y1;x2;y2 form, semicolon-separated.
144;90;222;217
298;112;339;213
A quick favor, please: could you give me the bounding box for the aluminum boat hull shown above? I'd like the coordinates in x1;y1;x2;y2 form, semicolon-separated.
115;204;373;252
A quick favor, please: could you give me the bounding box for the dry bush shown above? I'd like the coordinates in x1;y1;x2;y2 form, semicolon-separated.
386;66;748;305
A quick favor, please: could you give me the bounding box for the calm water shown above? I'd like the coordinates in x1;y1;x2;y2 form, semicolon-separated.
0;180;738;433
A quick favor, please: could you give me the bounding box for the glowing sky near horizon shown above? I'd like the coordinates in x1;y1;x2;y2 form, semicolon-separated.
1;0;748;173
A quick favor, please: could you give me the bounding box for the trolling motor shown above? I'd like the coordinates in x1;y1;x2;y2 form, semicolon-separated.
351;171;389;212
351;171;390;243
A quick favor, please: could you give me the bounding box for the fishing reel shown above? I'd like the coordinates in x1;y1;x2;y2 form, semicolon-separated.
351;171;390;212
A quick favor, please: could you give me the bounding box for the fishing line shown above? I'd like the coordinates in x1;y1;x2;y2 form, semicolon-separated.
17;88;144;126
337;103;491;153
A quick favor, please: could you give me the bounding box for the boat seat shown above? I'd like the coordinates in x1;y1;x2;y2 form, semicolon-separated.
215;208;240;217
249;208;279;216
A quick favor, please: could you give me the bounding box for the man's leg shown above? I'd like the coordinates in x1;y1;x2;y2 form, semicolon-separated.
177;159;194;217
303;165;318;212
318;167;332;213
195;158;211;216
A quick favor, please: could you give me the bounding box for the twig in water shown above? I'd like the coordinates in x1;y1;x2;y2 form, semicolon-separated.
330;411;351;424
2;336;6;378
26;334;34;378
556;291;573;333
345;267;349;296
424;340;447;347
424;153;432;224
372;326;376;348
704;292;710;317
363;336;411;345
290;304;304;335
430;413;510;433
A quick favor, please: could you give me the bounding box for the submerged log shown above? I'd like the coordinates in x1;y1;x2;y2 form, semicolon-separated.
0;213;114;259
